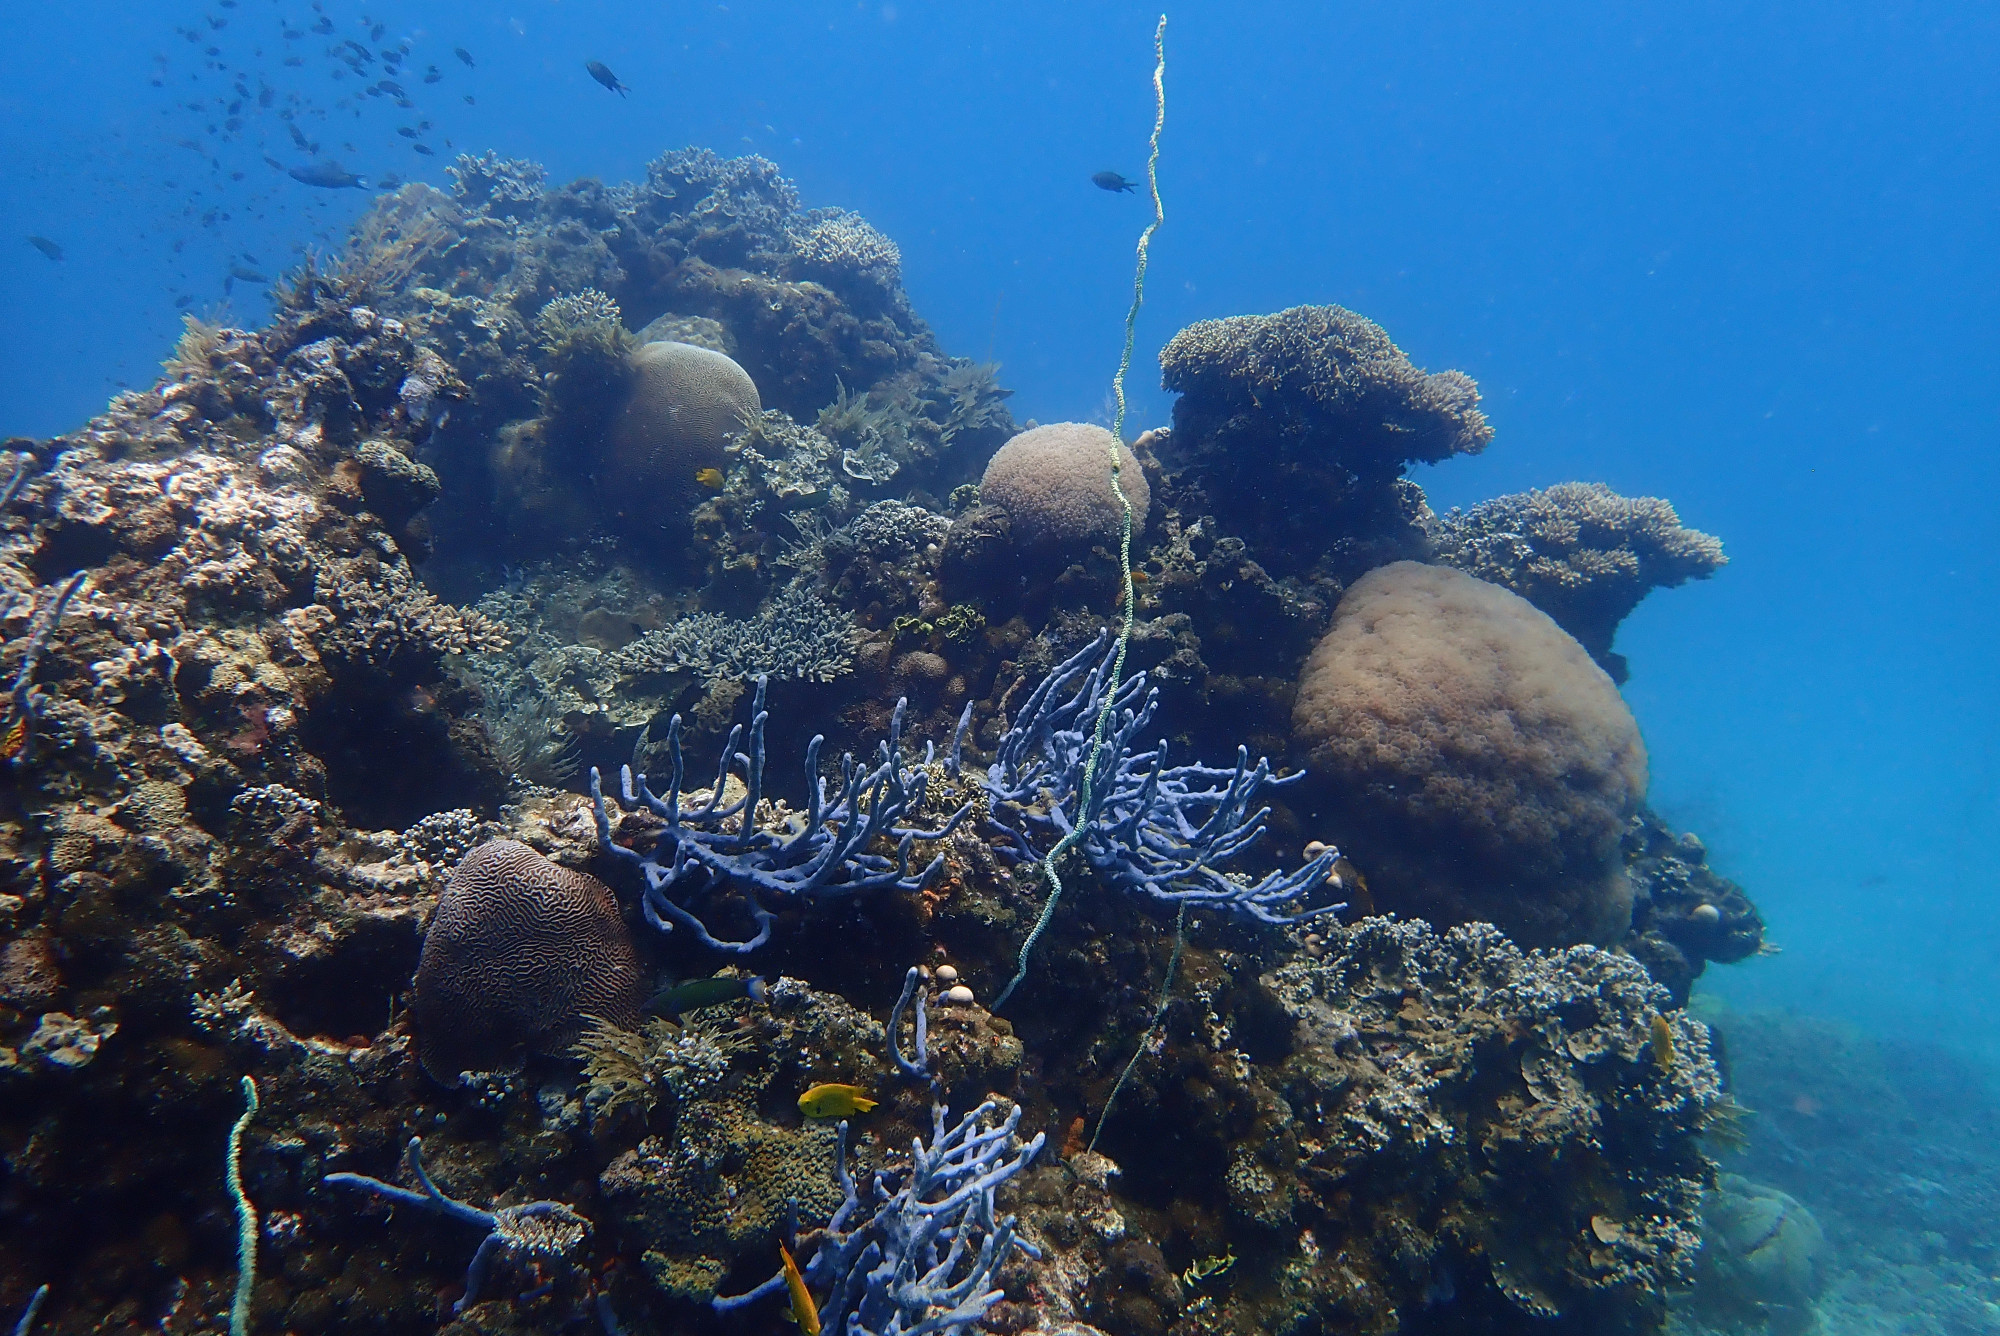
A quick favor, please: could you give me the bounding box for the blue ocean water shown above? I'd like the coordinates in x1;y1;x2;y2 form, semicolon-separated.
2;0;1996;1327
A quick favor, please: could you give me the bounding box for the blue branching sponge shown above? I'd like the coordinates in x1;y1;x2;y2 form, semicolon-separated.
714;1100;1045;1336
591;675;971;953
966;631;1343;925
325;1137;590;1317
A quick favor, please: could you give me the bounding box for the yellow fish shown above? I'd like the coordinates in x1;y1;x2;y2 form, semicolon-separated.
798;1083;877;1118
1649;1014;1677;1069
0;714;27;762
780;1242;820;1336
694;466;724;489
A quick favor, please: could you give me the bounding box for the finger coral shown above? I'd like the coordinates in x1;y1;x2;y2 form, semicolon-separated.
1292;561;1647;946
411;838;645;1082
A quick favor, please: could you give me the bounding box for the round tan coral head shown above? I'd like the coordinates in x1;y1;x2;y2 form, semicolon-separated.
978;421;1150;560
601;340;761;525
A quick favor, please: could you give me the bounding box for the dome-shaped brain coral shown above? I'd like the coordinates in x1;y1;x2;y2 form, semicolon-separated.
1160;303;1493;471
1291;561;1647;947
602;340;761;528
978;422;1150;558
412;839;645;1082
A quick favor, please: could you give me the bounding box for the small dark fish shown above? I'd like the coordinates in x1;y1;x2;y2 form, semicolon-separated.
258;86;274;107
1092;170;1138;193
288;160;366;188
376;171;403;188
26;235;62;261
463;94;475;104
411;143;434;155
175;293;194;308
644;974;768;1019
206;14;227;29
376;79;404;95
283;55;303;66
396;125;418;138
423;64;440;83
311;16;333;33
287;123;312;150
229;266;268;282
585;60;629;95
454;46;474;67
370;21;385;40
263;154;285;170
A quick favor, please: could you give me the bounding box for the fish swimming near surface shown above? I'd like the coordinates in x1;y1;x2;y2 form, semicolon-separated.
1649;1014;1677;1069
26;236;63;261
694;467;725;490
288;161;366;188
586;60;630;96
798;1083;876;1118
644;973;766;1018
1092;170;1138;193
780;1243;820;1336
455;46;475;67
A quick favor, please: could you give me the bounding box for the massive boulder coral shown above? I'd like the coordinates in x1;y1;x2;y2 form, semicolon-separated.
977;422;1149;561
411;838;645;1081
1430;481;1727;682
601;340;762;539
1292;561;1648;946
1152;304;1489;585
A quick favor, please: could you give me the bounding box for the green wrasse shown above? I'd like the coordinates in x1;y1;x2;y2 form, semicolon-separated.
643;974;767;1020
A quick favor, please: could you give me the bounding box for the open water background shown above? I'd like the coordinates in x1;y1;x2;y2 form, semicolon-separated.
1;0;1996;1183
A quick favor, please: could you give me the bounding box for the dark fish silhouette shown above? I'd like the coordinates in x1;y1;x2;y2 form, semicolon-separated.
370;21;386;40
411;143;434;155
26;236;62;261
397;126;418;138
1092;171;1138;193
423;64;441;83
454;46;474;67
585;60;629;95
229;266;268;282
312;16;333;33
288;161;366;188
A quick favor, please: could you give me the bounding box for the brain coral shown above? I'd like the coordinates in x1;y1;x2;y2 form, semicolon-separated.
602;340;761;527
1160;304;1493;471
1291;561;1647;947
412;838;644;1082
978;422;1149;558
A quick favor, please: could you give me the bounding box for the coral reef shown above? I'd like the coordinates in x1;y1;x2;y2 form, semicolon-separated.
1429;482;1727;682
1292;561;1648;947
0;134;1773;1336
411;838;645;1081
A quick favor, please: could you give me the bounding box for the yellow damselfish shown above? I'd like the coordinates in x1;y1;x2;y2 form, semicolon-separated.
694;466;724;489
1649;1014;1677;1069
798;1083;877;1118
780;1242;820;1336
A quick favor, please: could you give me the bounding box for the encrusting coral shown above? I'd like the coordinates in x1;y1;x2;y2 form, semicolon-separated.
1292;561;1648;947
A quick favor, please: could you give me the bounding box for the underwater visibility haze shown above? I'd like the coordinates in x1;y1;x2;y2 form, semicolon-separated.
0;2;1996;1334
